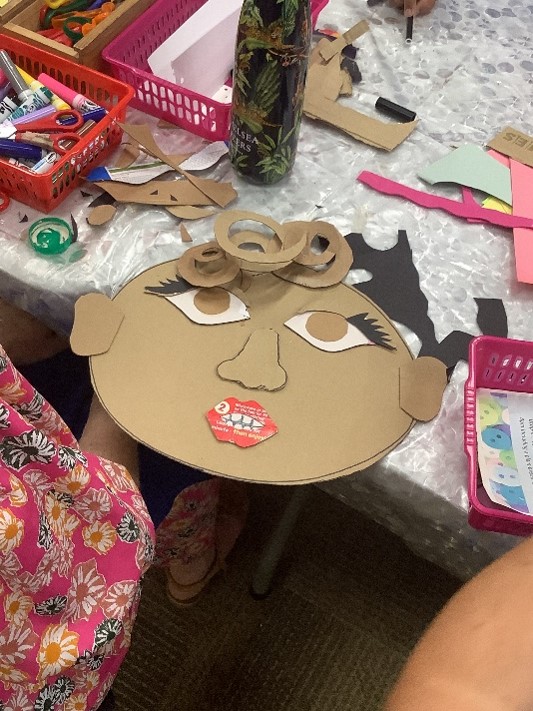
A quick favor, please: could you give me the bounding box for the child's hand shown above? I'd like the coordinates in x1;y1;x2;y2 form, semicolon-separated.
390;0;437;15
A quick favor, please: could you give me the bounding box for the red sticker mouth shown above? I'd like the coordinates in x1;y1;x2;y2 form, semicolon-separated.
206;398;278;448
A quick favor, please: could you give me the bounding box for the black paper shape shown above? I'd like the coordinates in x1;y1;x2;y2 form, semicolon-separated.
18;213;28;223
80;190;92;198
70;214;79;244
88;192;116;209
345;230;509;371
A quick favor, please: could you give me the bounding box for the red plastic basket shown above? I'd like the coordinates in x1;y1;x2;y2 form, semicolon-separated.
0;35;133;213
464;335;533;536
103;0;329;141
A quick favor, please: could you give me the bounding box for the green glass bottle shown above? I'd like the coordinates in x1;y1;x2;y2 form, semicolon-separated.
229;0;312;185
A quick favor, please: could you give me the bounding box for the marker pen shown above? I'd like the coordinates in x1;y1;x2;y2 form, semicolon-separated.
31;151;59;174
0;137;43;162
38;73;102;113
12;105;57;125
0;96;18;124
16;67;71;111
60;105;106;125
0;51;33;104
10;88;54;120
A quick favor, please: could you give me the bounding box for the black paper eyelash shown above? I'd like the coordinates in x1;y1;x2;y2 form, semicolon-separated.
144;276;191;296
347;313;396;351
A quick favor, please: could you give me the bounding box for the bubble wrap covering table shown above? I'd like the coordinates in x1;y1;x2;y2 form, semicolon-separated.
1;0;531;579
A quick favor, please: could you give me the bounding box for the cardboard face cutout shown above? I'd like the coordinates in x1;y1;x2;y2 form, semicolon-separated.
71;219;446;485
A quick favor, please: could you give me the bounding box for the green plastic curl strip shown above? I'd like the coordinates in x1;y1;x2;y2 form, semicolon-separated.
28;217;73;255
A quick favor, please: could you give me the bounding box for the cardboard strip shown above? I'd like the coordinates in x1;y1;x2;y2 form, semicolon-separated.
275;221;353;287
93;180;215;207
510;159;533;284
488;127;533;169
215;211;307;270
318;20;369;62
357;171;533;229
177;242;241;287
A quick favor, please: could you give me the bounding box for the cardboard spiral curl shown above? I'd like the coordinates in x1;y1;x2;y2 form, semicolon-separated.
274;221;353;287
177;241;241;287
215;211;307;273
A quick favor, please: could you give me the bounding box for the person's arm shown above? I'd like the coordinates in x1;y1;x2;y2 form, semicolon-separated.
385;536;533;711
390;0;437;16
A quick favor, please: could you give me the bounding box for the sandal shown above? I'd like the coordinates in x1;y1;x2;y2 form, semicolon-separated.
166;481;249;607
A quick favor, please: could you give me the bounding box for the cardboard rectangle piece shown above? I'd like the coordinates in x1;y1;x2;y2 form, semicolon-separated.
488;127;533;169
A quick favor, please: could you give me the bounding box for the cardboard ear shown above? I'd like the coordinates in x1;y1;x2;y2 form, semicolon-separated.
399;356;447;422
70;293;124;356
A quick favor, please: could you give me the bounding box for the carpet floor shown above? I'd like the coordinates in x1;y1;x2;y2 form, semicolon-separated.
113;485;462;711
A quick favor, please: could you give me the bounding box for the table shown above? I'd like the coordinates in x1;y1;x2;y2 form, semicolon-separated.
1;0;532;580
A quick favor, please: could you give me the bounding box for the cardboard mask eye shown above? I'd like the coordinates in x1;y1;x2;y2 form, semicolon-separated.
285;311;378;352
164;287;250;325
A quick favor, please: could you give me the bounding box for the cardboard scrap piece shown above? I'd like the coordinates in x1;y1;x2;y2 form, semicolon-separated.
114;141;141;170
180;223;193;243
318;20;369;62
119;123;237;208
304;42;417;151
93;180;215;207
217;329;287;391
419;145;513;205
488;127;533;170
167;206;217;220
88;205;117;226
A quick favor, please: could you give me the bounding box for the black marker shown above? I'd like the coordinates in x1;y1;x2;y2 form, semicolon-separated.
406;15;414;42
375;97;417;123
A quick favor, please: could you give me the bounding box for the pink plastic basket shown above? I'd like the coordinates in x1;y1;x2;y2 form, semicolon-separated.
464;335;533;536
102;0;329;141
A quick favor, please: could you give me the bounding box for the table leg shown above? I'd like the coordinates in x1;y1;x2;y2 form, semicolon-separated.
251;485;311;598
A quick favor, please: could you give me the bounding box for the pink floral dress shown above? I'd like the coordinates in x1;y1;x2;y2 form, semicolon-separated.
0;346;155;711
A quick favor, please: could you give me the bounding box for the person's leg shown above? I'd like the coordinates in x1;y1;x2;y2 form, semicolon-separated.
141;447;249;603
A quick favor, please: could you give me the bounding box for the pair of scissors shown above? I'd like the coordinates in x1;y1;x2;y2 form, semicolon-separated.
0;110;84;155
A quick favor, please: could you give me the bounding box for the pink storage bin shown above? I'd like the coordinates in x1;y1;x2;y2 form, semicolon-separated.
464;335;533;537
103;0;329;141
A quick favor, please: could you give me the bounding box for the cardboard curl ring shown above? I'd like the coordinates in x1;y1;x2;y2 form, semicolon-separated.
215;210;307;272
274;220;353;287
177;241;241;288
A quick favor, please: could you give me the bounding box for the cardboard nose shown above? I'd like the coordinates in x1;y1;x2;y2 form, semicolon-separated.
217;329;287;391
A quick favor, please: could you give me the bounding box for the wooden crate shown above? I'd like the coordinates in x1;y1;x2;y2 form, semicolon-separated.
1;0;154;71
0;0;34;25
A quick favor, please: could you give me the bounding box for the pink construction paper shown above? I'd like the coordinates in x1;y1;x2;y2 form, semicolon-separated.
510;159;533;284
357;171;533;230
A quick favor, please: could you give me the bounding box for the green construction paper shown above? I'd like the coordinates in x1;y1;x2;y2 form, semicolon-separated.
419;144;512;205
